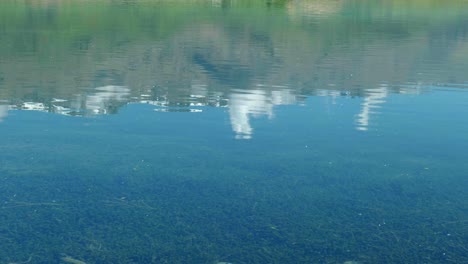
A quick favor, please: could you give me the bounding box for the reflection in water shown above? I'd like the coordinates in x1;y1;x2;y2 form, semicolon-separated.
21;102;47;111
55;85;130;116
229;87;296;139
286;0;343;18
77;85;130;115
192;52;252;87
0;83;459;138
4;86;130;116
0;105;7;122
355;86;388;131
3;83;437;138
0;0;467;137
354;84;430;131
1;1;468;263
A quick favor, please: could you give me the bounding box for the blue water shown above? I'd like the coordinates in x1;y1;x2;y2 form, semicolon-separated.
1;1;468;263
2;89;467;263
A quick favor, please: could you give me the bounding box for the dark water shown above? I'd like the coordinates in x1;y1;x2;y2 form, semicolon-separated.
1;0;468;263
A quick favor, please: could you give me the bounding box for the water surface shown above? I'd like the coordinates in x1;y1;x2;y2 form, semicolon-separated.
1;0;468;263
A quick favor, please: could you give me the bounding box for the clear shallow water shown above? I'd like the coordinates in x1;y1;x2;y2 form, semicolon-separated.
1;0;468;263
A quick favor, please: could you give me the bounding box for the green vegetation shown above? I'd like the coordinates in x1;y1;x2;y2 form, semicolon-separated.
1;0;467;105
1;115;468;263
1;3;468;262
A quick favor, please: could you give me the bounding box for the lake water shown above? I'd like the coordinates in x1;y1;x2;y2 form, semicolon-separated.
1;0;468;263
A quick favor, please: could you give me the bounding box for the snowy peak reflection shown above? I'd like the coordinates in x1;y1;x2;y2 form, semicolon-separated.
79;85;130;115
229;87;296;139
355;86;388;131
0;82;438;138
354;84;428;131
9;85;130;116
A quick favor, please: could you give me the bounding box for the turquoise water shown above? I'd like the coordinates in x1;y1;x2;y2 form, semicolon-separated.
1;1;468;263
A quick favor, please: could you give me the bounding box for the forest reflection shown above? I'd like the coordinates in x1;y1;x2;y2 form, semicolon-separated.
0;0;467;137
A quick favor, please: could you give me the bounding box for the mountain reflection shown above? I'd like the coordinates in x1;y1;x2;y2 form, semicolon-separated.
0;0;467;138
